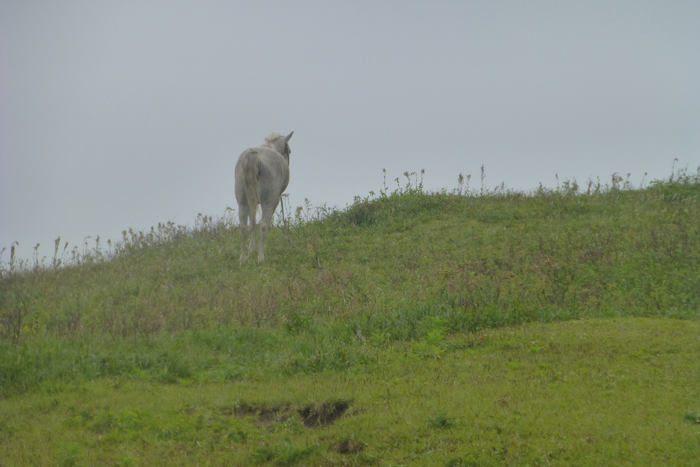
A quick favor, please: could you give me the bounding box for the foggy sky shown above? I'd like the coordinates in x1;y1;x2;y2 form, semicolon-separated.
1;1;699;263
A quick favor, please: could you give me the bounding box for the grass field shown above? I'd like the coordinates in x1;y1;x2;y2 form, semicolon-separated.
1;167;699;466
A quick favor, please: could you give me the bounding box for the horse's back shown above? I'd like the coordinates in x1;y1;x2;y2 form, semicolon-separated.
235;147;288;205
255;148;290;197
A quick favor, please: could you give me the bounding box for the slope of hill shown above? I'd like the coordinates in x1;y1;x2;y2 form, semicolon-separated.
2;170;699;343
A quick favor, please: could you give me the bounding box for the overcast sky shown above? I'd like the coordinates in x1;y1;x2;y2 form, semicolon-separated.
1;1;699;263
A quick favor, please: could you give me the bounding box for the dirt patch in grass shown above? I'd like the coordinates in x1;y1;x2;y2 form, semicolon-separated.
298;399;352;427
222;399;352;428
337;440;365;454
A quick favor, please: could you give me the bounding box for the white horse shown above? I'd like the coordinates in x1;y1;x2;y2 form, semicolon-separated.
235;132;293;264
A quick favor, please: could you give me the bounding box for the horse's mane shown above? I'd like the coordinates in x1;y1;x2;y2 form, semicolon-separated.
263;133;283;146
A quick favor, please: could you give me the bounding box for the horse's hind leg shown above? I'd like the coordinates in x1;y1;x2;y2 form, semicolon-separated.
248;208;258;260
238;208;255;264
238;209;248;264
257;206;276;263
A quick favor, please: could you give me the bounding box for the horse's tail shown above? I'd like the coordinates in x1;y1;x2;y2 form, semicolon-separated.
240;149;260;221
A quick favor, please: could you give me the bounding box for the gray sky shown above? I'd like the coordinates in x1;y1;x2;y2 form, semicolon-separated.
2;1;699;263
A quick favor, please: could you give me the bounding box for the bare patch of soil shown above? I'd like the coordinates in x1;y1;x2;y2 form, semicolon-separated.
221;399;352;428
337;440;365;454
298;399;352;427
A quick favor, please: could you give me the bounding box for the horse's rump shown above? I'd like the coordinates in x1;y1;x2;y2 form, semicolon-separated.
238;149;260;217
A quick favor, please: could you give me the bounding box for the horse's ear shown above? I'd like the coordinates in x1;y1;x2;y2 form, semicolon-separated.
285;131;294;142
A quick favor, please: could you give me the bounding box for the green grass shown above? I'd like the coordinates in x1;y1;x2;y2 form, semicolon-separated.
1;166;700;465
2;319;699;466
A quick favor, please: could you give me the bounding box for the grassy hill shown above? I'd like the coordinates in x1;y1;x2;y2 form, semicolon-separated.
1;168;699;466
